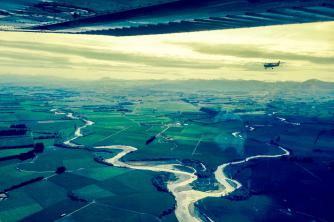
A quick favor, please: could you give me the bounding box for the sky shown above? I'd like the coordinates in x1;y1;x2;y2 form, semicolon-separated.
0;21;333;82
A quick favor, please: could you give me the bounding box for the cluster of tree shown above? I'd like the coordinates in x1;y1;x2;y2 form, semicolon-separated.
146;136;156;145
18;143;45;161
67;191;88;203
0;143;45;162
10;124;27;129
17;150;36;161
34;143;44;153
0;124;28;137
0;154;18;162
2;176;44;193
0;128;27;137
33;135;56;140
55;166;66;174
159;205;176;218
151;173;175;193
199;107;219;116
54;143;72;149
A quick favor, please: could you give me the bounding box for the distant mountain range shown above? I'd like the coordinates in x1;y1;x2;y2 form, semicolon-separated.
0;74;333;92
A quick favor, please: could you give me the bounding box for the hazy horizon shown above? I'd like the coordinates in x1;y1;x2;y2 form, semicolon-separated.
1;21;333;82
1;73;333;83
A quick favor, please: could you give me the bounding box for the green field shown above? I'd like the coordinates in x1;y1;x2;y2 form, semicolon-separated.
0;80;333;222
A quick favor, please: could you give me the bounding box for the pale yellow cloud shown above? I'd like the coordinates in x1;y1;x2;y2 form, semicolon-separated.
0;21;333;81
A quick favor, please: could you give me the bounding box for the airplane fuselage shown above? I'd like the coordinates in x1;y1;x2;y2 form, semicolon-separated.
264;61;281;69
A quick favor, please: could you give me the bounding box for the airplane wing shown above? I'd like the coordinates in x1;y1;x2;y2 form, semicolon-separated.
1;0;334;36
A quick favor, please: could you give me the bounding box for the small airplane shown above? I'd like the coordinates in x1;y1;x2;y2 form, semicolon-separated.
264;61;281;69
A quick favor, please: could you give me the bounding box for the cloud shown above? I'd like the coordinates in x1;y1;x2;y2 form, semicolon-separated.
173;42;334;64
0;39;222;70
0;50;72;68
